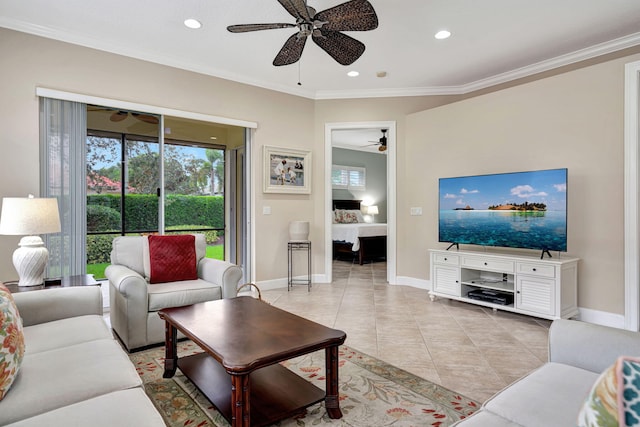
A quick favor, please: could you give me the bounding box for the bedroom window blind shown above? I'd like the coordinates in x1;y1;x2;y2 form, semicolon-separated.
332;165;366;190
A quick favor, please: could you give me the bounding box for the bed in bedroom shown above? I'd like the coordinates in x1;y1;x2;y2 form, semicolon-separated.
332;200;387;265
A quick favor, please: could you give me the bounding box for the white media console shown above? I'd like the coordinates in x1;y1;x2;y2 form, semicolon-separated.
429;249;579;320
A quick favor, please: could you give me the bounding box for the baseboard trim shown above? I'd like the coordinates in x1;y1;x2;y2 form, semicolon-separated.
576;307;626;329
255;274;327;291
394;276;430;290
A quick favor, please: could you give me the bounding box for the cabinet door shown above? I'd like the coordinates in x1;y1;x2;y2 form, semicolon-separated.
433;265;460;296
516;276;555;316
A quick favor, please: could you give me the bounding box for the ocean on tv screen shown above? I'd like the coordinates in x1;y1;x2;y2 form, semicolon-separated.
438;210;567;251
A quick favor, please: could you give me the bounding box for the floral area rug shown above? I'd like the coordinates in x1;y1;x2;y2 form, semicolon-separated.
129;341;479;427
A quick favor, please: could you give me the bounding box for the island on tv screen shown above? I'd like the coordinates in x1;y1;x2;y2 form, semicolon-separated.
438;168;568;252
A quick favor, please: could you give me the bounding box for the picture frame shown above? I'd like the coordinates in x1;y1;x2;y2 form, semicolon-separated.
263;145;312;194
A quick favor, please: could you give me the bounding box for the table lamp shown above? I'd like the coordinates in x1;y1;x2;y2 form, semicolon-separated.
0;195;61;286
366;205;378;222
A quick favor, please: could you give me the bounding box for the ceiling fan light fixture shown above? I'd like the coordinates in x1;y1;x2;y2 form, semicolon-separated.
184;18;202;29
347;70;359;77
435;30;451;40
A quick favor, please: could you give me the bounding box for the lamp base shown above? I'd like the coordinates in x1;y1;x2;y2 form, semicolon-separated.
13;235;49;287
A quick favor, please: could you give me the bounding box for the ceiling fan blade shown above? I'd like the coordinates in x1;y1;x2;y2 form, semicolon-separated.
312;30;365;66
227;23;296;33
315;0;378;32
277;0;312;21
110;111;128;122
131;112;159;125
273;33;307;66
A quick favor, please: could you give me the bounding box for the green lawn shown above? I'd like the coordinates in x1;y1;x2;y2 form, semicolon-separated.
87;244;224;280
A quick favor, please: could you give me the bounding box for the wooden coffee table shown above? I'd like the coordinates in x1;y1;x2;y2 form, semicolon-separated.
158;297;347;427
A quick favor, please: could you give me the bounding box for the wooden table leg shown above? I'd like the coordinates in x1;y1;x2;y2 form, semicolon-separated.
325;345;343;419
231;374;250;427
162;320;178;378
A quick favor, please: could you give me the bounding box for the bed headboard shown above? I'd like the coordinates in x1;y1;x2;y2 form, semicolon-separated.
333;199;362;210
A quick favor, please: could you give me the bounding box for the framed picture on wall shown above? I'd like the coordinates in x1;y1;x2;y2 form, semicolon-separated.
263;145;312;194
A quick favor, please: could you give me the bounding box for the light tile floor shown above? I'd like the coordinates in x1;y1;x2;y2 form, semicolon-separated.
261;259;551;403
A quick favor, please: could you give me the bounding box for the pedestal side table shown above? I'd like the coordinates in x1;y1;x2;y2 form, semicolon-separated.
287;241;311;291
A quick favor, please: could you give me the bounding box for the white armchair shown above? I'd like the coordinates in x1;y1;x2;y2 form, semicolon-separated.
105;234;242;351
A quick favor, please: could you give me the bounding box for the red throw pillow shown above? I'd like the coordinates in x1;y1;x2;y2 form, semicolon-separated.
148;235;198;284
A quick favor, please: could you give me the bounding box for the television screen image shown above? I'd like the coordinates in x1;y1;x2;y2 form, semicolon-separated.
439;168;568;252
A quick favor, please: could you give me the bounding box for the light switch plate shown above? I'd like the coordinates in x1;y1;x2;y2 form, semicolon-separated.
263;206;271;215
410;207;422;216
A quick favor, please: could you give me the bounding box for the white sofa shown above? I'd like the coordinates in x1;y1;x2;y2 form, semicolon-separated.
1;286;165;426
106;234;242;351
453;319;640;426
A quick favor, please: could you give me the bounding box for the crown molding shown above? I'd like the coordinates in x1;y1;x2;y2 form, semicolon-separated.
315;32;640;99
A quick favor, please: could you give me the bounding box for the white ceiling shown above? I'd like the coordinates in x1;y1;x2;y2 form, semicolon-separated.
2;0;640;100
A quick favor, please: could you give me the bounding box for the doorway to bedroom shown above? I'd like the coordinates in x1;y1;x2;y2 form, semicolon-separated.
324;121;397;284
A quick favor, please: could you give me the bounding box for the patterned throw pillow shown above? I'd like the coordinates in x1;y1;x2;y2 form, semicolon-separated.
0;283;25;400
335;209;360;224
577;355;640;427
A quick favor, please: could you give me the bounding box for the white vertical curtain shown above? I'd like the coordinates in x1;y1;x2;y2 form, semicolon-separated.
39;97;87;277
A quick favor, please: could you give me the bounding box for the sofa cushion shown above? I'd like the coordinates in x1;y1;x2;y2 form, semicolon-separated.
0;283;25;401
577;355;640;427
22;315;112;354
147;234;198;284
484;362;599;427
4;388;165;427
452;410;525;426
147;278;222;311
0;339;142;425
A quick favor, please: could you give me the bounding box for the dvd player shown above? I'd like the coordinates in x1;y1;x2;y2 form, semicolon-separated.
467;289;514;305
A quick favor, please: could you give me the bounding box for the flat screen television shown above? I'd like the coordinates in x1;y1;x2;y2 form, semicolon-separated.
438;168;568;253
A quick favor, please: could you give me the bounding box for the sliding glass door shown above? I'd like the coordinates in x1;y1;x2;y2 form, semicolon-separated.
85;107;230;278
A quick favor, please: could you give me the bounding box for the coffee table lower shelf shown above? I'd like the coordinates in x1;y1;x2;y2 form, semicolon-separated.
178;353;326;427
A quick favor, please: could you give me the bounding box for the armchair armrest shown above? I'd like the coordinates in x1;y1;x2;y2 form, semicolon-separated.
13;286;103;327
549;319;640;373
105;264;148;300
198;258;242;299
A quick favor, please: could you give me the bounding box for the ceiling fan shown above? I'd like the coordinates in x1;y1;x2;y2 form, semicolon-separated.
365;129;387;152
88;106;159;125
108;110;159;125
227;0;378;66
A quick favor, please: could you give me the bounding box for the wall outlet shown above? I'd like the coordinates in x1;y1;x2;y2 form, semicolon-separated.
410;207;422;216
263;206;271;215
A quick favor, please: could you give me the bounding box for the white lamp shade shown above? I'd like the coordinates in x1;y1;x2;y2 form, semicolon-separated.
367;205;379;215
0;197;61;235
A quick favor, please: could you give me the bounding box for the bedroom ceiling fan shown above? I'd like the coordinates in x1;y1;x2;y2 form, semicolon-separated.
227;0;378;66
365;129;387;152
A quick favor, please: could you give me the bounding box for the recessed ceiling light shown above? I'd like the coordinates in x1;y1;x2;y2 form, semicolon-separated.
376;71;387;78
184;18;202;29
210;136;217;140
435;30;451;40
347;70;359;77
